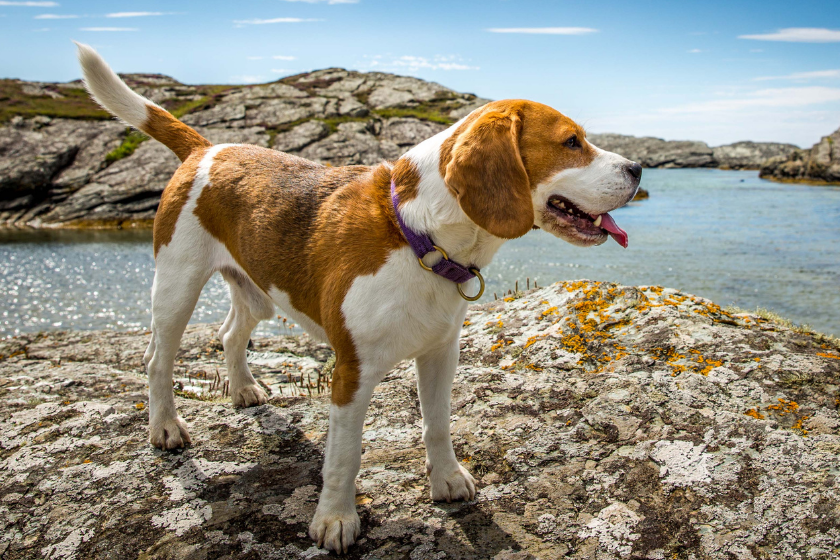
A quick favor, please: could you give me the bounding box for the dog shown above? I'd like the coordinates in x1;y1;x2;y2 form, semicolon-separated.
76;42;641;553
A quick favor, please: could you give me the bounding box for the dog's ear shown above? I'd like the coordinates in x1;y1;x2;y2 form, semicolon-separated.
444;110;533;239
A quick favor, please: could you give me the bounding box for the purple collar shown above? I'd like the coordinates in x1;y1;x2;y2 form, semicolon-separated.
390;181;477;285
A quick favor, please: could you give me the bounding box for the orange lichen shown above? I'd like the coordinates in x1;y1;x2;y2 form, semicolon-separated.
745;408;765;420
817;352;840;360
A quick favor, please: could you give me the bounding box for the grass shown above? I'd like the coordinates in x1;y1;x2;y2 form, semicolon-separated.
105;129;149;164
373;107;455;125
0;79;109;123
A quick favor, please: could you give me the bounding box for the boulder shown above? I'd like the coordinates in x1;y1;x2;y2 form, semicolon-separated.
712;141;797;170
760;126;840;185
1;281;838;559
589;134;716;168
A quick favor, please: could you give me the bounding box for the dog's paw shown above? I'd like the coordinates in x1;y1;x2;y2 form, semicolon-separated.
150;416;191;450
427;462;476;503
231;384;268;408
309;507;360;554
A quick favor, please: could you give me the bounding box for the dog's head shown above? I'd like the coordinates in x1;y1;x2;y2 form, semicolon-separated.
441;100;641;247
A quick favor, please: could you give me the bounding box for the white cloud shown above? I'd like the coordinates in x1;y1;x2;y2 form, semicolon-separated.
106;12;164;18
79;27;137;31
230;75;266;84
280;0;357;3
659;87;840;114
739;27;840;43
367;54;478;72
754;69;840;81
273;55;296;60
687;49;703;53
0;1;58;6
233;17;320;25
34;13;76;18
487;27;598;35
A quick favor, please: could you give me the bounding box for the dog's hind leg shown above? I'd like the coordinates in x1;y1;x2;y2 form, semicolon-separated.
146;248;213;450
219;268;274;408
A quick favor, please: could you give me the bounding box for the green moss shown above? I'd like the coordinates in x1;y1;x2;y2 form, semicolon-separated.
105;129;149;164
373;107;454;125
0;79;109;123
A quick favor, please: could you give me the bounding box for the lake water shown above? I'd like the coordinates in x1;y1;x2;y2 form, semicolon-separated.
1;169;839;338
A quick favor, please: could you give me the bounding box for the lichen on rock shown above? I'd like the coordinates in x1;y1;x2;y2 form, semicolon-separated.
1;281;839;559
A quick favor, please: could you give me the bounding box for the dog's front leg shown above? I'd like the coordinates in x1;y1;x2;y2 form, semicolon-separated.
416;337;476;502
309;363;380;553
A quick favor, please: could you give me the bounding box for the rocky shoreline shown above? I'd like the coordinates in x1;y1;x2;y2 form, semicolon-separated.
760;126;840;186
0;69;803;229
2;280;839;559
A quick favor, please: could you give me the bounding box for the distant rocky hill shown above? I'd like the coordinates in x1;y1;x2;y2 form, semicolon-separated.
760;126;840;185
0;69;799;228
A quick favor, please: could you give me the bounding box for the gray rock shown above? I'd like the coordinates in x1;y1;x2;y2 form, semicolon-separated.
1;281;838;559
589;133;717;168
366;87;416;109
380;117;447;147
272;120;330;153
760;126;840;184
712;141;798;169
299;123;385;166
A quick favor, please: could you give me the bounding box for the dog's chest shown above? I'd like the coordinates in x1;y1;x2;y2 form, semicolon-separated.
341;247;469;370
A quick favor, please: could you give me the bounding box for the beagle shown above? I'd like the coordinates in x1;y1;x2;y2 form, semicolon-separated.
76;43;641;553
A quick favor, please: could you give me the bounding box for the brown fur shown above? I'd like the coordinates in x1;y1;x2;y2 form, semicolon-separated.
439;100;597;238
142;105;212;162
153;149;207;257
192;146;406;405
391;158;421;205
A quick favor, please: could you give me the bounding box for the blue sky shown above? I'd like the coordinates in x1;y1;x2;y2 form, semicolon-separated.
1;0;839;147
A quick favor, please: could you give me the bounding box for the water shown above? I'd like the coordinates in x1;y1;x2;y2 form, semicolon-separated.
1;169;839;338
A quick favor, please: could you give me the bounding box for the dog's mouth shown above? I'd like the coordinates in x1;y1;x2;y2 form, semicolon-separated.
545;195;628;248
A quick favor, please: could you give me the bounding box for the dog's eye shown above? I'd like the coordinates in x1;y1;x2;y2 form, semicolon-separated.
565;135;579;149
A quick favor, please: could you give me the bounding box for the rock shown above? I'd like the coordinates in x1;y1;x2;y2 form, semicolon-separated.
1;280;838;558
589;133;716;168
0;66;815;229
712;141;797;170
760;126;840;185
590;133;798;170
379;117;447;148
271;120;330;153
299;122;388;166
367;87;416;109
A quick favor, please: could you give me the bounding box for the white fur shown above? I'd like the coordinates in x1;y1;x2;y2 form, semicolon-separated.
268;287;328;342
75;42;159;130
534;144;638;217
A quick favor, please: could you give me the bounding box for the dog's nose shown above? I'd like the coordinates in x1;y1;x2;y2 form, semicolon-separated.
626;162;643;181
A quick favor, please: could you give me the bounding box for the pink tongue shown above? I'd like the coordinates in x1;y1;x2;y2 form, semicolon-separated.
596;213;628;248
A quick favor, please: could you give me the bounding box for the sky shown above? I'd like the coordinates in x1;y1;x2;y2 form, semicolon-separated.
1;0;839;147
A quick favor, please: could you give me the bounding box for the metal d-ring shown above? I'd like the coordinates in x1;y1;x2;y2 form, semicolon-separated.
457;268;485;301
418;245;449;271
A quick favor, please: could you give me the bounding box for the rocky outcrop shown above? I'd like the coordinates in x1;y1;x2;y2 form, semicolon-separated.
712;141;799;170
0;69;484;228
2;280;839;559
589;134;797;170
760;126;840;185
0;68;805;228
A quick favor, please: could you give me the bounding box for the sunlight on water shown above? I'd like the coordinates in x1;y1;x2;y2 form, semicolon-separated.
1;169;838;338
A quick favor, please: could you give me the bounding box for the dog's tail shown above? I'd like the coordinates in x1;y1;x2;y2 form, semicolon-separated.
75;42;212;162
